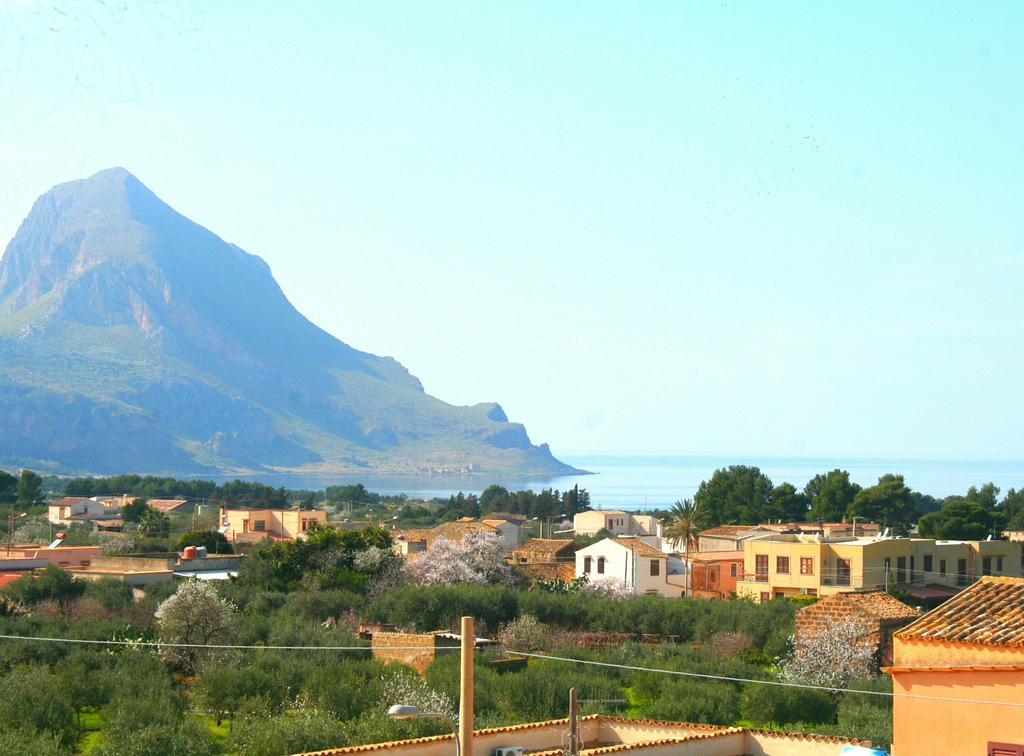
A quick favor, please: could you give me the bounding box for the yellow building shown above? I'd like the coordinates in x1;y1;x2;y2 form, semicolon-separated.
219;507;327;544
735;534;1022;603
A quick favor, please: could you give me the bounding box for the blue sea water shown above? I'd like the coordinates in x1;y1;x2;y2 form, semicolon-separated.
232;454;1024;508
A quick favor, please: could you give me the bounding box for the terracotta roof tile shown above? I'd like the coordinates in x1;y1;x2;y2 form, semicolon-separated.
147;499;190;513
515;562;576;583
513;539;577;556
895;576;1024;647
614;538;667;558
799;590;918;621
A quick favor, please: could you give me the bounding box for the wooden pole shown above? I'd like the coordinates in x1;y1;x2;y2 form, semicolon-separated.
459;616;475;756
567;687;579;756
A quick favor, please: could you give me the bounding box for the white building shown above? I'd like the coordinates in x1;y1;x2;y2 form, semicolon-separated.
573;510;663;538
575;537;687;597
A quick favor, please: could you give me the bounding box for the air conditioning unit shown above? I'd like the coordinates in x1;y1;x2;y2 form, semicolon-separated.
495;747;524;756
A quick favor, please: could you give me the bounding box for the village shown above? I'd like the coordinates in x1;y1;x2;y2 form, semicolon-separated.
2;484;1023;755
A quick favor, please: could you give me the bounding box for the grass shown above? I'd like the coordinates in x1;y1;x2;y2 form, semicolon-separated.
74;708;233;755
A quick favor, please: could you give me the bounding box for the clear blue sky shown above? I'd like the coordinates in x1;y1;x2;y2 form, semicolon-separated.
2;2;1022;460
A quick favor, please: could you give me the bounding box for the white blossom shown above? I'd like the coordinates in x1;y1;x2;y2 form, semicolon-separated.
405;532;512;586
782;616;878;689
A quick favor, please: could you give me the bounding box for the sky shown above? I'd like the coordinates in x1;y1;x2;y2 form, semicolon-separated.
1;2;1022;461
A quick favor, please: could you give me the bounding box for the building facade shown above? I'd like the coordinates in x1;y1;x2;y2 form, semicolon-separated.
573;511;661;537
886;576;1024;756
735;534;1022;603
575;538;685;597
220;507;327;544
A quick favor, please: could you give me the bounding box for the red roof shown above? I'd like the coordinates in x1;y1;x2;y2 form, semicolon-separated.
0;573;27;589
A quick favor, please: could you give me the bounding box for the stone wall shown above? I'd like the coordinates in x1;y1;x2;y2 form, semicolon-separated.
796;593;915;667
371;632;453;674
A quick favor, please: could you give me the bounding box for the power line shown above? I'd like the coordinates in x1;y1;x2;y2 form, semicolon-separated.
2;632;1023;710
0;635;461;651
503;650;1024;710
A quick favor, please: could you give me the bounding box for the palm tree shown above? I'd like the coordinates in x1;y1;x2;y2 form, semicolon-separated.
663;499;704;596
138;507;171;539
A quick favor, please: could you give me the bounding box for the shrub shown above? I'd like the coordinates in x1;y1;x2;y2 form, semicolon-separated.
175;531;233;554
640;678;739;724
228;711;347;756
0;666;76;747
739;683;837;726
497;615;550;652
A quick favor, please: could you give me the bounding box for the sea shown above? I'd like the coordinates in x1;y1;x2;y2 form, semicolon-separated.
224;454;1024;509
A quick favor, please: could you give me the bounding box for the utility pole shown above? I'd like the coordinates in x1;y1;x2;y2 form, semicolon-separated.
459;616;474;756
567;687;580;756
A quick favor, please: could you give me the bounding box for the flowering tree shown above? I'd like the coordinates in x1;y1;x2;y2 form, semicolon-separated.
782;616;877;688
155;580;237;671
383;673;456;721
405;532;512;586
582;576;632;600
497;615;550;652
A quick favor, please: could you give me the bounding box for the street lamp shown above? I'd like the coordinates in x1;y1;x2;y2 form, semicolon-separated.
387;705;460;756
6;511;27;556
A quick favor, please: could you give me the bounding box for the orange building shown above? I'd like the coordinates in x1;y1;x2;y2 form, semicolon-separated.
886;576;1024;755
687;551;744;599
219;507;327;544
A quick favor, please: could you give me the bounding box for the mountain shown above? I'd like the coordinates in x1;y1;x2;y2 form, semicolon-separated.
0;168;582;477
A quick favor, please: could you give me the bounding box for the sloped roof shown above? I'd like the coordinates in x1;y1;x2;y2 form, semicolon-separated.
50;497;91;508
147;499;190;513
698;525;763;537
895;576;1024;647
614;538;667;558
513;538;577;556
687;550;746;562
801;590;918;621
515;562;576;583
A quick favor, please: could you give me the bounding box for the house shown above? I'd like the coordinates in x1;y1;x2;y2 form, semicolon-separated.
575;538;686;597
3;544;101;569
219;507;328;544
146;498;193;515
300;714;871;756
796;590;918;666
697;522;881;553
481;518;522;549
510;538;578;565
48;497;108;525
885;576;1024;755
735;533;1022;604
69;550;244;586
573;510;661;537
686;550;745;599
392;519;508;558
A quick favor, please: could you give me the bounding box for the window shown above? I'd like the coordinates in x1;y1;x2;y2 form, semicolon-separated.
800;557;814;575
730;563;738;577
755;555;768;581
998;557;1004;572
597;556;605;574
957;558;968;586
910;555;916;582
940;559;946;576
806;588;817;596
835;558;851;586
776;556;790;574
983;557;992;576
896;556;906;584
759;592;770;604
988;742;1024;756
242;519;250;533
650;559;660;576
583;556;592;573
254;520;266;532
923;554;933;573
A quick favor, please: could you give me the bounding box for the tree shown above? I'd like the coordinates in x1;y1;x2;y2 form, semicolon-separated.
0;470;16;504
497;615;550;652
0;665;76;748
155;580;237;671
2;565;86;616
693;466;774;526
176;530;232;554
804;469;861;522
405;532;513;586
479;484;510;514
15;469;45;508
849;474;916;533
1002;488;1024;531
765;483;809;522
121;499;149;523
918;493;1003;541
138;507;171;538
663;499;704;595
782;616;877;688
